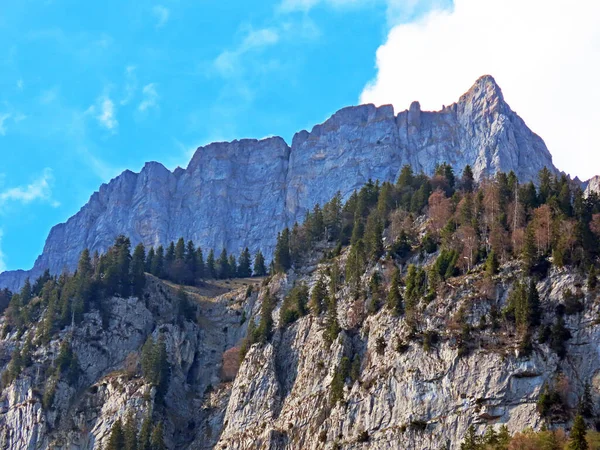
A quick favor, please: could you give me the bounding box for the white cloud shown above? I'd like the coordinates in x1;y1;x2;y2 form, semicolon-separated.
87;95;118;130
16;79;24;90
214;28;280;77
121;65;137;105
280;0;366;13
0;114;10;136
138;83;159;112
98;97;117;130
153;5;170;28
0;229;6;273
360;0;600;181
0;168;58;208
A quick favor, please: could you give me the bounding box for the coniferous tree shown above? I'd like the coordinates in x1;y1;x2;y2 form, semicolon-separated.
165;242;175;274
106;419;125;450
569;415;588;450
218;249;230;279
346;239;366;294
185;241;197;281
485;250;499;278
175;237;185;261
274;229;292;273
579;381;594;418
228;254;237;278
206;250;216;278
527;279;541;327
237;247;252;278
324;295;341;345
253;251;267;277
460;424;481;450
588;265;597;291
145;247;155;273
255;291;275;344
309;276;328;315
123;411;138;450
151;246;165;278
364;211;384;261
20;278;32;304
131;243;146;298
150;422;166;450
522;224;537;273
550;316;571;358
196;247;205;280
387;267;403;316
138;414;152;450
461;165;475;193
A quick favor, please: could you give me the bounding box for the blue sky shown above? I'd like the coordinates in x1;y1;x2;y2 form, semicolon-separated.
0;0;453;272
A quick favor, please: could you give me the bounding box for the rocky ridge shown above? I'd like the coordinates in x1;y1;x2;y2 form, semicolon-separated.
0;247;597;449
0;75;559;292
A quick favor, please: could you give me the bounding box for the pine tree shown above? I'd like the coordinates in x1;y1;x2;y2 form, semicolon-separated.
550;316;571;358
237;247;252;278
20;278;32;303
522;224;537;272
151;246;165;278
228;254;237;278
138;413;152;450
364;211;384;261
578;381;594;418
255;292;275;344
206;249;216;278
324;295;341;345
196;247;205;280
527;278;541;327
460;424;480;450
174;238;185;261
274;229;292;273
185;241;197;281
588;265;597;291
387;267;404;316
123;411;138;450
461;165;475;193
165;242;176;273
253;251;267;277
485;250;499;278
569;415;588;450
131;243;146;298
106;419;125;450
145;248;155;273
218;249;230;279
150;422;166;450
309;276;328;315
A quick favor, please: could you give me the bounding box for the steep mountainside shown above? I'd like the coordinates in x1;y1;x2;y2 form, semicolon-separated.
1;166;599;449
0;75;557;291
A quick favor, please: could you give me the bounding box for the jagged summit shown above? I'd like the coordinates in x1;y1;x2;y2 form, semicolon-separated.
0;76;560;291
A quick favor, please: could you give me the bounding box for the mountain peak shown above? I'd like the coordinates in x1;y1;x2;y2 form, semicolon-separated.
461;74;505;105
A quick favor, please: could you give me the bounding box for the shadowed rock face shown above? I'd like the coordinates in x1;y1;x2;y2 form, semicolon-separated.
0;75;558;291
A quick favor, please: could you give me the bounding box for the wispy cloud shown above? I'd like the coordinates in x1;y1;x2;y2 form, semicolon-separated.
16;79;24;90
0;168;59;209
0;114;11;136
121;65;137;105
214;28;280;77
153;5;170;28
86;94;118;131
98;97;117;130
138;83;159;112
0;229;6;273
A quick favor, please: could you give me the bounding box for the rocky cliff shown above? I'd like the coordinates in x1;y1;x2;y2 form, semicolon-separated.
0;75;557;291
0;244;596;449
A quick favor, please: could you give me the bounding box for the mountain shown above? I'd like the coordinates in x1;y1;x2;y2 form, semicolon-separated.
0;162;597;449
0;75;558;291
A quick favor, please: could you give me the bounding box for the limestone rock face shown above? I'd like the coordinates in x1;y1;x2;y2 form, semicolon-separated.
585;175;600;196
0;76;558;291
